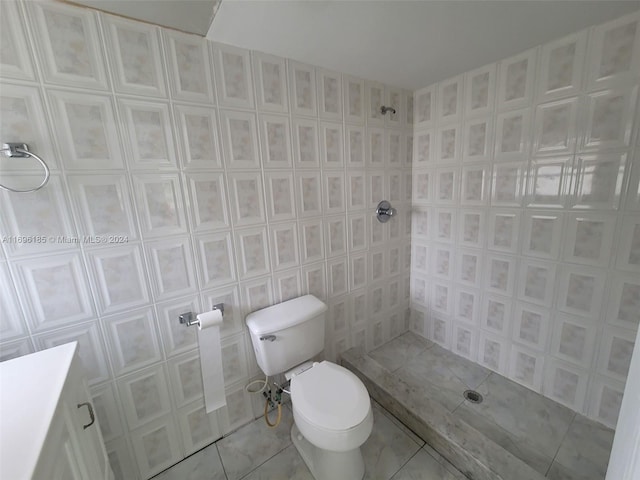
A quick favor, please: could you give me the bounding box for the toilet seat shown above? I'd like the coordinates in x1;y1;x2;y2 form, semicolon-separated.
291;361;373;452
291;361;370;431
290;361;373;452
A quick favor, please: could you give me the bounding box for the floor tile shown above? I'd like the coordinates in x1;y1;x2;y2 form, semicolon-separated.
240;444;313;480
153;444;227;480
395;350;469;411
437;452;468;480
362;402;422;480
454;402;553;475
217;407;293;480
467;373;575;460
372;398;425;447
390;449;463;480
157;332;611;480
369;332;433;372
431;344;491;389
551;414;614;480
546;461;580;480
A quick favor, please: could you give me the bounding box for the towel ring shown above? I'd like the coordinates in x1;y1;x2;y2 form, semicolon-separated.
0;143;50;193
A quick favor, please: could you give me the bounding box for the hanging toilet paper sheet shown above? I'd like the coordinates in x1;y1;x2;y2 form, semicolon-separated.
196;309;226;413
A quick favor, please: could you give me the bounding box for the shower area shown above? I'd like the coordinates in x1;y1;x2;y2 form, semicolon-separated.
344;332;614;479
362;9;640;479
0;1;638;479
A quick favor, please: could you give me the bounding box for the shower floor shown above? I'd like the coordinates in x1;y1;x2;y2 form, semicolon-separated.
341;332;614;480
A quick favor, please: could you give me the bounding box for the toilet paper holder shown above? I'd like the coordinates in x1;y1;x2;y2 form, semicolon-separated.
179;304;224;327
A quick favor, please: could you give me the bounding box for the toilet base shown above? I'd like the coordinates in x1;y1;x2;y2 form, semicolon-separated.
291;423;365;480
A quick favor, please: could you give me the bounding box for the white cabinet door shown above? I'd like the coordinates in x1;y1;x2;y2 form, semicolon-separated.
64;358;112;480
32;349;114;480
34;405;84;480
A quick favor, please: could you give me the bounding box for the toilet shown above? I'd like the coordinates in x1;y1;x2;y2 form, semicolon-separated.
246;295;373;480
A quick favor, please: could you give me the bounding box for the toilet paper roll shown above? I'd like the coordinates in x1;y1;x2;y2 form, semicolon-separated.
196;310;226;413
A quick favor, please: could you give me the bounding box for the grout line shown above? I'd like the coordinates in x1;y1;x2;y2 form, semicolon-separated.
545;411;577;477
233;427;293;480
451;398;466;414
215;443;230;480
236;442;293;480
388;448;421;480
374;399;425;448
149;441;221;479
477;371;493;388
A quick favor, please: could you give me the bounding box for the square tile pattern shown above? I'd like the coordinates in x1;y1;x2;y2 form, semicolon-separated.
411;10;640;429
153;400;465;480
0;1;412;479
0;2;638;479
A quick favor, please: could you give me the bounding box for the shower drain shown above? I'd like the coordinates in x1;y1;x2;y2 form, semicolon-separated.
463;390;483;404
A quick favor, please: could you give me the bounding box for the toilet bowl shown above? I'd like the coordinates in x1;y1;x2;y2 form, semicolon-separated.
245;295;373;480
290;361;373;480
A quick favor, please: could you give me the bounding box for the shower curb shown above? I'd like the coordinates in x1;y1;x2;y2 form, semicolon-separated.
341;347;546;480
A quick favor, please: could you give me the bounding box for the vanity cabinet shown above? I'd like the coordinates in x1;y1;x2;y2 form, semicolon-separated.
0;342;114;480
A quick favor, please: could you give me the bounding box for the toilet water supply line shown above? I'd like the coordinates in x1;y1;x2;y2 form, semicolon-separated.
244;375;285;428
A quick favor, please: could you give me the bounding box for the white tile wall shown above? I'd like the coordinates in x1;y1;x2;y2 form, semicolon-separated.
411;10;640;428
0;1;413;478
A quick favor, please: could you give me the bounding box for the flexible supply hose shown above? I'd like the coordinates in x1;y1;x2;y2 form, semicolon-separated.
245;375;269;394
264;398;282;428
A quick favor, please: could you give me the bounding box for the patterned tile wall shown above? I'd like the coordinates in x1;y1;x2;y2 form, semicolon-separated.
0;1;413;478
410;10;640;429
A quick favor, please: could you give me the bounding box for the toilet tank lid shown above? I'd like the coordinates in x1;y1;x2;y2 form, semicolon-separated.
245;295;327;335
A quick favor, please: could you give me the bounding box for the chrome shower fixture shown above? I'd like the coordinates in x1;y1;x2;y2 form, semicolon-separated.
380;106;396;115
376;200;396;223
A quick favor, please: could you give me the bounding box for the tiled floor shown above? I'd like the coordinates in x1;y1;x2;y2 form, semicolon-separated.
153;331;614;480
360;332;615;480
153;400;465;480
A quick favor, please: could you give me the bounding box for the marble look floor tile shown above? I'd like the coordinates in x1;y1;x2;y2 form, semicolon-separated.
469;373;575;460
240;444;313;480
395;348;474;411
551;414;614;480
430;344;491;389
362;402;422;480
372;398;425;447
389;449;464;480
342;350;546;480
369;332;434;372
437;452;468;480
546;461;581;480
217;407;293;480
395;364;466;411
421;442;445;464
153;444;227;480
454;403;553;475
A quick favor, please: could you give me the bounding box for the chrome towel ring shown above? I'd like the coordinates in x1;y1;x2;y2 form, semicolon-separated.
0;143;50;193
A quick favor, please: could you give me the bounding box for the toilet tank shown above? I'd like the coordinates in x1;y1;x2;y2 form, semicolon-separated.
245;295;327;376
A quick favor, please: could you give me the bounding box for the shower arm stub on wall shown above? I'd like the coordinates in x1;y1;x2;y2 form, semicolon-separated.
0;143;51;193
179;303;224;327
376;200;396;223
380;106;396;115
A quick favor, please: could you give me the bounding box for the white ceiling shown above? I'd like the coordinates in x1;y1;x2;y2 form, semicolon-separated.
69;0;639;90
208;1;639;89
70;0;219;36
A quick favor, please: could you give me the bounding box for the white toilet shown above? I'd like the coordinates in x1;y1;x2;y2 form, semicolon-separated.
246;295;373;480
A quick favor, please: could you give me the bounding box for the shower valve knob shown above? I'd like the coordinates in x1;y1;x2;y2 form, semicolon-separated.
376;200;396;223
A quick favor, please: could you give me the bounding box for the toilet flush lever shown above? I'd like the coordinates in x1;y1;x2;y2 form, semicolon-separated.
260;335;276;342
